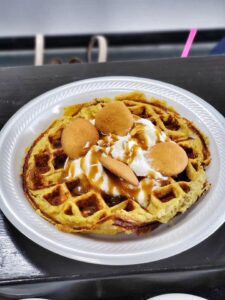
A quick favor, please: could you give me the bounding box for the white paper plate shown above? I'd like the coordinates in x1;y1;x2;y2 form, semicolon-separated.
0;76;225;265
148;294;207;300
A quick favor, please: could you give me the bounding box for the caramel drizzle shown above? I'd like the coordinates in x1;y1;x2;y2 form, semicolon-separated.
132;124;149;150
63;120;168;205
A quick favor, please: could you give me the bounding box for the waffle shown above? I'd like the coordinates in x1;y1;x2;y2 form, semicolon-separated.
22;91;210;235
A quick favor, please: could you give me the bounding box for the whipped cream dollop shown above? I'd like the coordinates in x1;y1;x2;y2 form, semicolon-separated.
99;118;167;178
65;117;168;207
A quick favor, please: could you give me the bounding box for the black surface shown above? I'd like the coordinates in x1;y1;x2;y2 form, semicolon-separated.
0;56;225;292
0;29;224;50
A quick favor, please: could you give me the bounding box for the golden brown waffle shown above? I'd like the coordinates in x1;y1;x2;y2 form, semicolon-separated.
22;91;210;235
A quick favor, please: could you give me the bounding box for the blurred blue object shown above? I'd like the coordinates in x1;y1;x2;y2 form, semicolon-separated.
211;38;225;54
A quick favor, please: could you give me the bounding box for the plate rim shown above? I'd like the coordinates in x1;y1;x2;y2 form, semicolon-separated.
0;76;224;265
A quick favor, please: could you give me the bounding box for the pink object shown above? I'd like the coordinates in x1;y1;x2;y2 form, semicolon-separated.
181;29;198;57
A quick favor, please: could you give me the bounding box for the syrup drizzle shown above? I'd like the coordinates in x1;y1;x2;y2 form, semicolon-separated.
63;118;168;207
